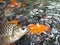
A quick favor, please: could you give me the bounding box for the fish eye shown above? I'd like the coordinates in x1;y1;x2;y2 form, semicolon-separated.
21;26;27;31
21;27;25;30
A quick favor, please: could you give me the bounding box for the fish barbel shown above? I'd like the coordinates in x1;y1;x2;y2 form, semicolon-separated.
0;21;28;45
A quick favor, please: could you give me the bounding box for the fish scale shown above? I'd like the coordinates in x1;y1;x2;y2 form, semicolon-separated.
0;21;17;37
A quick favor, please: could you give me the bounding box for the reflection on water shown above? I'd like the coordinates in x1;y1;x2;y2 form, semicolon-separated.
14;1;60;45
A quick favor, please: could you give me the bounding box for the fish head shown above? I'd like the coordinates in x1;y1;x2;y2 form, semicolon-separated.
8;25;29;43
13;25;28;37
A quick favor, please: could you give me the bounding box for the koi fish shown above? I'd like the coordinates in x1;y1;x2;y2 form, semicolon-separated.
0;20;28;45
